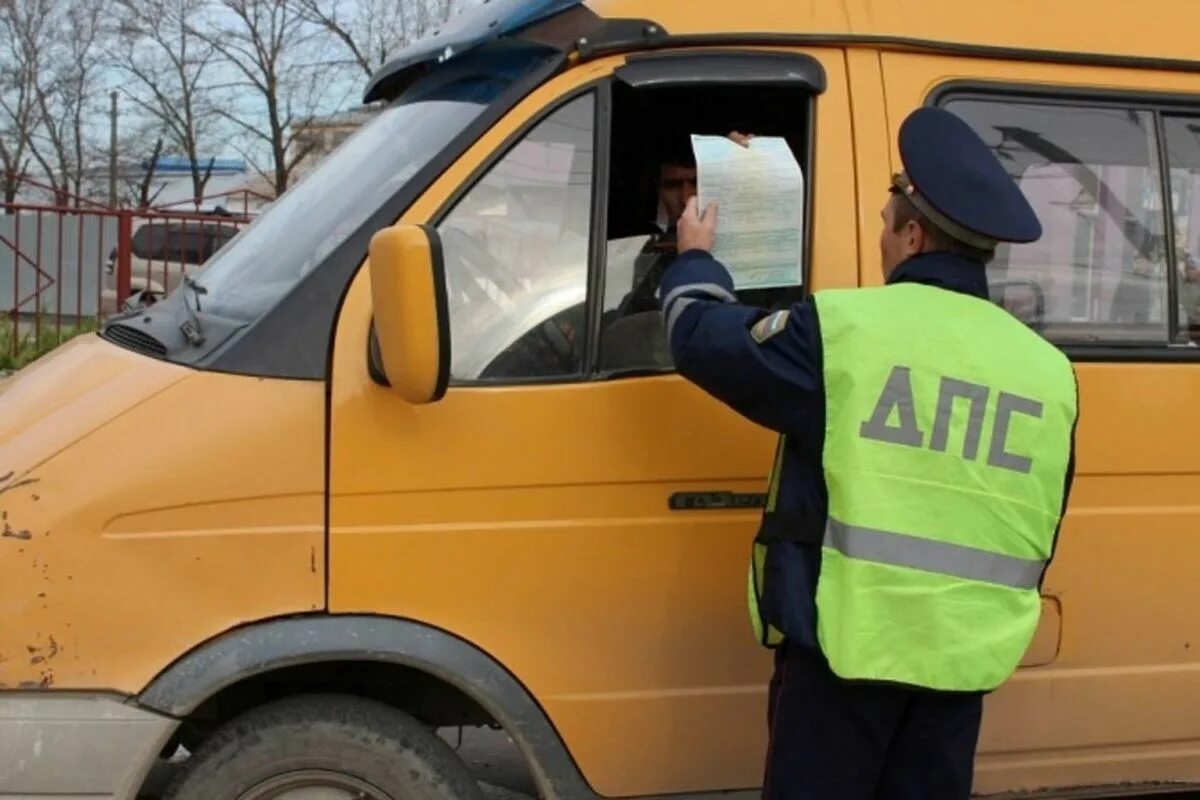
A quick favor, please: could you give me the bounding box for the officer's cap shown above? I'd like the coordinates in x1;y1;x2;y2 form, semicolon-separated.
894;107;1042;250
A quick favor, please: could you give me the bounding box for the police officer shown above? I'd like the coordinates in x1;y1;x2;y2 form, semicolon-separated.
659;107;1078;799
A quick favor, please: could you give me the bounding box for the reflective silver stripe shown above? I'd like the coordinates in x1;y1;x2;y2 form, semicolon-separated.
661;282;737;312
665;297;698;347
824;518;1045;590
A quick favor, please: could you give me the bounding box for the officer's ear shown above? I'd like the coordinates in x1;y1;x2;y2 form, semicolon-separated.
902;217;926;257
885;191;926;257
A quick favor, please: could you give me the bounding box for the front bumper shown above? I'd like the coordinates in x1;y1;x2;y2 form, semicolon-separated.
0;693;177;799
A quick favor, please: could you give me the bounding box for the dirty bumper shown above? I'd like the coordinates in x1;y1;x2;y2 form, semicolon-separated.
0;692;177;799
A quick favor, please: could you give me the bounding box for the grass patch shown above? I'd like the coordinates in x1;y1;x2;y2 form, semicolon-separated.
0;315;99;373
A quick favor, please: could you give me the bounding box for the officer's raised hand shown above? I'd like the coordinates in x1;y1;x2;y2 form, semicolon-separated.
677;196;718;255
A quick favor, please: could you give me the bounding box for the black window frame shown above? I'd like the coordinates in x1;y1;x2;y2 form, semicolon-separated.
929;80;1200;363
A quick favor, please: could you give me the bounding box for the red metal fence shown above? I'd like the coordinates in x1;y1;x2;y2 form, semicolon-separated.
1;177;258;364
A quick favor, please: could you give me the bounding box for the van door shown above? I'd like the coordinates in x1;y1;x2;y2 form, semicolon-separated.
329;48;855;796
877;51;1200;794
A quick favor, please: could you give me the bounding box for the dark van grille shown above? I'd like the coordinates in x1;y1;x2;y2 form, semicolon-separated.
103;324;168;358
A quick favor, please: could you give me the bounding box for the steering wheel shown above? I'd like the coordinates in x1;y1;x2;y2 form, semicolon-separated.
599;309;672;372
538;316;578;371
479;303;584;379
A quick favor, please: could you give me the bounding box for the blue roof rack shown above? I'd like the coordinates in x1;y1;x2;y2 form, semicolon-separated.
364;0;583;103
363;0;667;103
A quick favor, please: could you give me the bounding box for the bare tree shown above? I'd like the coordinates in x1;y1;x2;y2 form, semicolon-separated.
291;0;460;78
192;0;352;195
0;0;54;206
113;0;222;209
27;0;106;206
134;137;166;208
115;128;168;208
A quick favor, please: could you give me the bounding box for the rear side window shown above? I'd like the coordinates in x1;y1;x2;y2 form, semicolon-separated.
172;229;206;262
132;224;218;263
204;228;238;260
942;96;1172;346
131;224;170;260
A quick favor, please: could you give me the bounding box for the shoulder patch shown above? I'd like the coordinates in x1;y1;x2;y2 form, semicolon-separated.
751;310;790;344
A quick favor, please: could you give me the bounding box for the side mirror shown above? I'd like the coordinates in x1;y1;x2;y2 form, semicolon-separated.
368;224;450;404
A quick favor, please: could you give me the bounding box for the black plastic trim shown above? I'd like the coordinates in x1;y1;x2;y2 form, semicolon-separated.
928;80;1200;110
202;53;567;381
581;31;1200;76
1062;345;1200;363
801;94;817;296
669;491;767;511
616;49;826;93
1153;109;1182;344
136;615;600;800
422;223;452;401
574;17;668;60
583;81;613;377
367;318;391;387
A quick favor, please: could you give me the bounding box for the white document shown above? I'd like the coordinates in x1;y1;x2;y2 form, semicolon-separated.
690;134;804;290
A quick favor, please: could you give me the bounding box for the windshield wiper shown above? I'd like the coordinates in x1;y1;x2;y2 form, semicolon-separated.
180;275;208;346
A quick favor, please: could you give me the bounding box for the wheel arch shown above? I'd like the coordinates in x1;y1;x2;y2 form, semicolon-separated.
136;614;596;800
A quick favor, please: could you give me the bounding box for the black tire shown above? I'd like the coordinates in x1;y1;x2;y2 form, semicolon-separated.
163;694;486;800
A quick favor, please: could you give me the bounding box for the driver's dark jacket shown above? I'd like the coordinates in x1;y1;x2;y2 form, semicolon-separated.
657;249;1077;652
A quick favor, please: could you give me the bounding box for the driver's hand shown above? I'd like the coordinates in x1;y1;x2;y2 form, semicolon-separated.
727;131;755;148
677;196;717;254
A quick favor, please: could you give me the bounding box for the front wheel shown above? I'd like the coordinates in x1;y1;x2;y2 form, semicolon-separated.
164;694;485;800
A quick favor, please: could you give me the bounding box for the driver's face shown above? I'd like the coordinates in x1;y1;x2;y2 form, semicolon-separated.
658;163;698;226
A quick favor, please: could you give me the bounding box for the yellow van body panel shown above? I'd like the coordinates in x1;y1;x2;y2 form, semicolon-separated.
0;335;324;691
329;49;856;796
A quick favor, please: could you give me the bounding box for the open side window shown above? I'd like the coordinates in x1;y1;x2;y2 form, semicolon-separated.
596;50;824;376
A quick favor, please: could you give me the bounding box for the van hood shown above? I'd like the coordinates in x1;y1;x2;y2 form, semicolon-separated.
0;335;186;482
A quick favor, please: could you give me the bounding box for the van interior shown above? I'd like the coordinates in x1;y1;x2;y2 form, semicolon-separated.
599;82;811;374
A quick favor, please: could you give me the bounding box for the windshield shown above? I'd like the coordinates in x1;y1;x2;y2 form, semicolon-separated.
193;54;540;323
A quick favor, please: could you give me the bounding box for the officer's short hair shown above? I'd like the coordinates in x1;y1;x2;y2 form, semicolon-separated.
891;191;995;266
